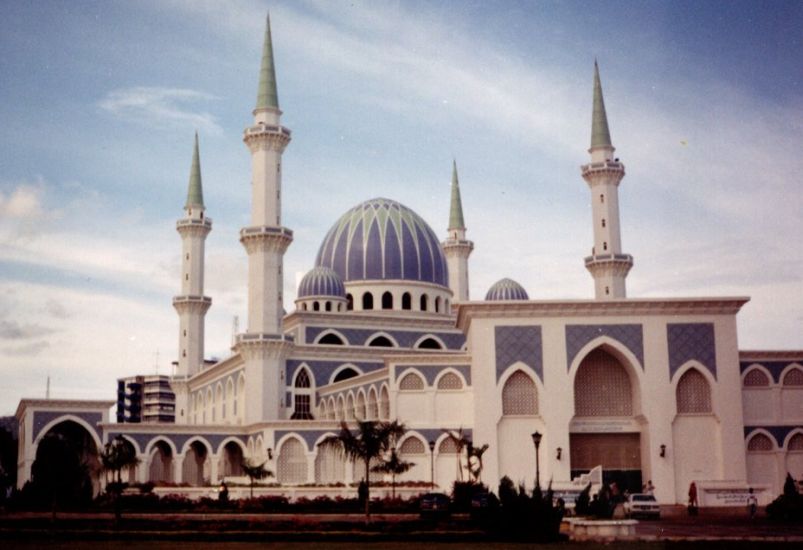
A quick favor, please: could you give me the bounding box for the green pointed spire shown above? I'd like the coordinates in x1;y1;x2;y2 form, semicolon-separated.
185;132;204;209
448;159;466;230
255;13;279;110
591;60;613;149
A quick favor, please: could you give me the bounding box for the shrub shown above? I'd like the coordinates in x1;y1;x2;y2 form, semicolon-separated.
767;474;803;522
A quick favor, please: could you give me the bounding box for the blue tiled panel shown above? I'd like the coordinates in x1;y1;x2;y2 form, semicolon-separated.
494;326;543;382
286;359;385;388
274;429;336;451
565;324;644;370
667;323;717;379
305;326;466;350
105;432;247;454
395;365;471;386
739;361;798;384
744;426;800;448
32;411;102;441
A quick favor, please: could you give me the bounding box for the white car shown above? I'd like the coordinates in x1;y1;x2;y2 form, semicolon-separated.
624;493;661;519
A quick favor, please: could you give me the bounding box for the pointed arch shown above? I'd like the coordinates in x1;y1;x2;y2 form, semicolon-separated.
570;341;642;417
781;364;803;386
366;331;398;348
276;436;308;485
33;414;103;451
743;365;772;387
414;334;445;350
435;369;465;390
398;369;425;390
314;329;350;346
331;363;363;384
379;384;390;420
501;369;538;416
675;364;713;413
355;389;367;420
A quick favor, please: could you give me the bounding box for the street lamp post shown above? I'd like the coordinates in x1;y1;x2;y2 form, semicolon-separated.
428;440;436;490
531;431;542;490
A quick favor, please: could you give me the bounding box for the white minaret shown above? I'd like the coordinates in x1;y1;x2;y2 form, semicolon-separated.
442;160;473;304
234;15;293;422
173;133;212;377
581;62;633;300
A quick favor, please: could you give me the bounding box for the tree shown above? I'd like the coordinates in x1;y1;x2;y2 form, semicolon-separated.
466;442;490;483
318;420;406;520
241;459;273;498
444;427;471;481
371;447;413;499
99;436;140;521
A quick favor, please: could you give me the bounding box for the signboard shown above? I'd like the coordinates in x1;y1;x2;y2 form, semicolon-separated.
703;488;754;506
570;419;640;433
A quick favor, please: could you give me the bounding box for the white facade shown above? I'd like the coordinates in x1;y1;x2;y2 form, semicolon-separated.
14;17;802;507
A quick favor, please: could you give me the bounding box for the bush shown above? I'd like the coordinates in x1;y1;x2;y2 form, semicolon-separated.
767;474;803;522
480;476;563;542
452;480;487;512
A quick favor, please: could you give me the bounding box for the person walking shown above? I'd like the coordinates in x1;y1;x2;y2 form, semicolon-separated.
747;488;758;519
688;482;698;516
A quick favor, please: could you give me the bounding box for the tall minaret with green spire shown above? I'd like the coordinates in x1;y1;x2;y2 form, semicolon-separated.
174;133;212;379
235;14;293;422
581;61;633;299
442;160;473;304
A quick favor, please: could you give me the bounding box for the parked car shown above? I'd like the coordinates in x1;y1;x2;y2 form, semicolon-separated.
624;493;661;519
419;492;451;519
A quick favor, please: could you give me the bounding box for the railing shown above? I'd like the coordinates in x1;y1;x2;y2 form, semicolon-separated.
244;124;292;137
234;332;295;345
176;218;212;228
240;226;294;238
584;253;633;265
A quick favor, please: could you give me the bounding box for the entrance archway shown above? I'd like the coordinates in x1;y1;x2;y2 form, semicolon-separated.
219;441;244;478
148;440;174;484
32;420;100;503
182;440;209;486
570;347;643;493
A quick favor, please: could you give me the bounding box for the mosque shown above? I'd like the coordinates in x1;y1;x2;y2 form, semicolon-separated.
14;17;803;506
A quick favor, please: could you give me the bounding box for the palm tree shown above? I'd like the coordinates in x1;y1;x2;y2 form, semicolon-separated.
444;428;471;481
241;459;273;498
99;436;139;521
371;447;413;499
318;420;406;520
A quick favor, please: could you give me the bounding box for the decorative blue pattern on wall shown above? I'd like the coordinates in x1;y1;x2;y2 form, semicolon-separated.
744;426;800;448
105;432;247;454
565;324;644;370
395;365;471;386
667;323;717;379
494;326;543;382
739;361;798;384
305;326;466;350
32;411;102;441
275;429;336;451
286;359;385;388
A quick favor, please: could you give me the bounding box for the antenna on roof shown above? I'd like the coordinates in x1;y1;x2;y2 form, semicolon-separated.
232;315;239;346
46;375;50;399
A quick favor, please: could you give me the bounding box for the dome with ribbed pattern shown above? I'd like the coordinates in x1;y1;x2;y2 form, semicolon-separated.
315;198;449;287
485;278;529;301
298;266;346;298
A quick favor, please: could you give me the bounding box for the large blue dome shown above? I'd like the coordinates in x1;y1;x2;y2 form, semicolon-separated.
315;198;448;287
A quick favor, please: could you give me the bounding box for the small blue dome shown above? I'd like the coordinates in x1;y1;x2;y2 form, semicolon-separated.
298;266;346;298
315;198;449;287
485;278;529;301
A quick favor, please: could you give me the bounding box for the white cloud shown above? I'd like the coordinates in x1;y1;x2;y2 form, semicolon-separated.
98;86;223;134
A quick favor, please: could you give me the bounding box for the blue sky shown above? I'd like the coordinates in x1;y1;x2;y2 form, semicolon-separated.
0;0;801;415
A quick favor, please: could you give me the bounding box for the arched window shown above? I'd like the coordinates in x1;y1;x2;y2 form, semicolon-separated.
574;349;633;416
417;337;442;350
367;335;393;347
318;333;345;345
355;392;366;420
437;372;463;390
747;433;774;451
783;368;803;386
402;292;412;310
367;389;378;420
295;369;311;388
502;370;537;415
346;294;353;310
277;439;308;484
362;292;374;310
434;296;441;313
333;367;359;382
788;434;803;451
382;291;393;310
313;301;320;311
399;437;426;455
676;369;712;413
399;372;424;390
744;369;770;387
325;301;332;312
439;438;458;454
420;294;429;311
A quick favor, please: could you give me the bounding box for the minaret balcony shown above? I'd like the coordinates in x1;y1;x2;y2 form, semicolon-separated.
234;332;294;345
584;253;634;273
244;124;291;138
240;225;293;254
581;160;625;178
243;123;292;151
176;218;212;231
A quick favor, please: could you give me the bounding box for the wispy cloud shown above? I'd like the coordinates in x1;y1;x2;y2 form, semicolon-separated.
98;86;223;134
